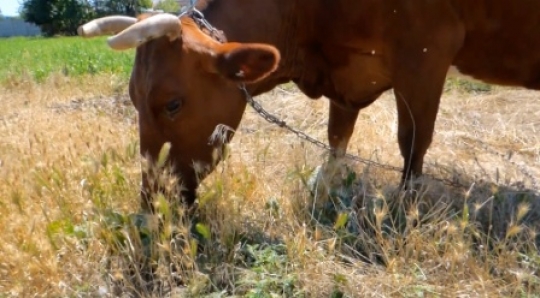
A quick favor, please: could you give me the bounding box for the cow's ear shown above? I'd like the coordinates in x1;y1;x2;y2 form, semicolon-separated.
212;43;280;83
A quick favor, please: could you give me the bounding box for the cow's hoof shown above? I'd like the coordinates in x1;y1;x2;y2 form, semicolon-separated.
307;158;356;200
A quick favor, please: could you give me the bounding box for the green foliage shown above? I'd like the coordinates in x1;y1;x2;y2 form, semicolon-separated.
195;223;211;240
154;0;180;13
93;0;153;16
46;218;90;249
445;77;492;94
0;36;134;83
239;244;303;297
20;0;153;37
21;0;95;36
156;142;172;169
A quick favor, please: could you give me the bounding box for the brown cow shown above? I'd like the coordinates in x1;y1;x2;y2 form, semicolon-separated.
78;1;540;210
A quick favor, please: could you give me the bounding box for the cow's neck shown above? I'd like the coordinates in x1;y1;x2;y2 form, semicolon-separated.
200;0;312;96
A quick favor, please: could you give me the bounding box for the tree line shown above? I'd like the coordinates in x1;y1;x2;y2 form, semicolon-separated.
21;0;180;37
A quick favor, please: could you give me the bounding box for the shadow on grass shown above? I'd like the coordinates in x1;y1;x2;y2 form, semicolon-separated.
301;162;540;267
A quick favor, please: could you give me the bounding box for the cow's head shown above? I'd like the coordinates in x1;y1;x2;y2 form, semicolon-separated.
78;13;280;210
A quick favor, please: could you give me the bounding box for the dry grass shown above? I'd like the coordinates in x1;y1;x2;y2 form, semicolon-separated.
0;73;539;297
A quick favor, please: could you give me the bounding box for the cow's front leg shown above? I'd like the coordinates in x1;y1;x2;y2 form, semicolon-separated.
309;100;361;195
390;9;464;189
392;55;459;188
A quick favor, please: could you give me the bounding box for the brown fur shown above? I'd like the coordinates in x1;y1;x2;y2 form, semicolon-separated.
123;0;540;210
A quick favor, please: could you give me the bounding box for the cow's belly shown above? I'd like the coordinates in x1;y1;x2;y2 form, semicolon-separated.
329;52;392;105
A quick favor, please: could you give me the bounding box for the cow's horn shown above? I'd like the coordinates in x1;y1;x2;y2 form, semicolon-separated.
106;13;182;51
78;16;138;37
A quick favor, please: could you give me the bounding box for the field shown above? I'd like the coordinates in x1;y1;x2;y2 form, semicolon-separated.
0;36;539;297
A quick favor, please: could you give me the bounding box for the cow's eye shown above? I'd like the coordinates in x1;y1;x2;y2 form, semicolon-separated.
165;98;183;118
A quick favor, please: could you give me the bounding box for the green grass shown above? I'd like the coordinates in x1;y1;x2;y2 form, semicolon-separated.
0;36;134;83
0;36;494;96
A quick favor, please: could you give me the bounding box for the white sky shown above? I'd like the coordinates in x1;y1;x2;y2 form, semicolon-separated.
1;0;21;16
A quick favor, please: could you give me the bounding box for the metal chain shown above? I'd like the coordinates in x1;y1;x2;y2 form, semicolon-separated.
239;85;477;188
179;6;228;43
239;85;404;172
178;0;198;14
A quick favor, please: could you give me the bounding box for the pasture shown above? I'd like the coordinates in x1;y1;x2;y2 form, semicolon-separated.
0;36;539;297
